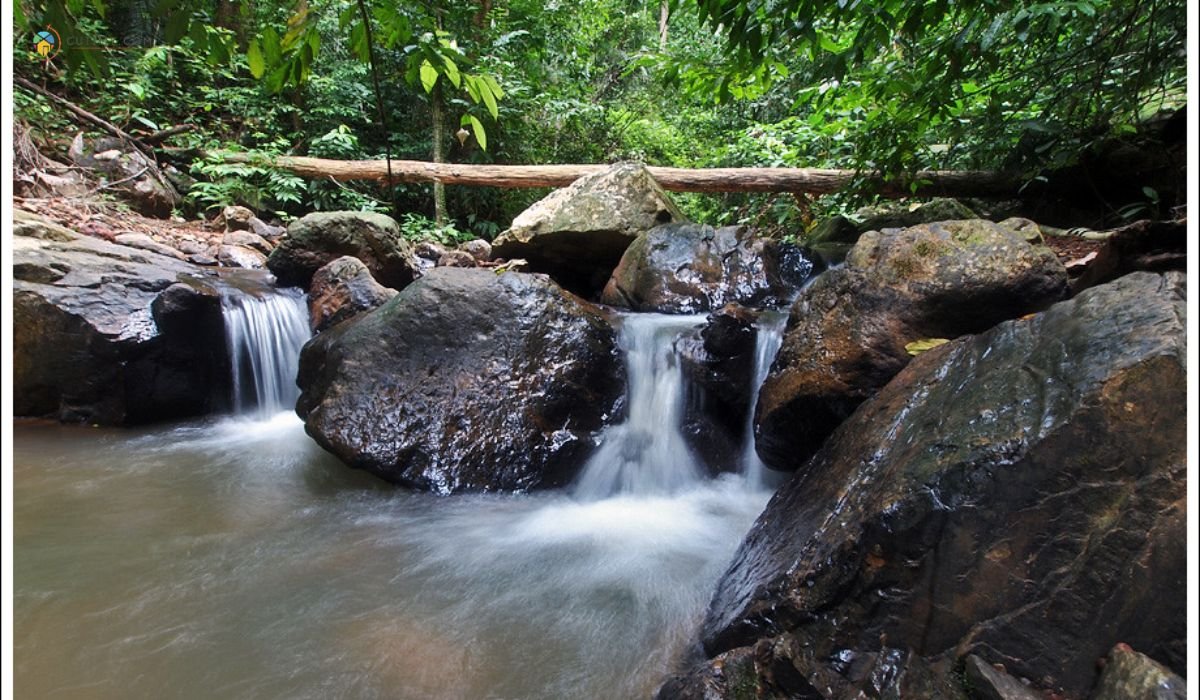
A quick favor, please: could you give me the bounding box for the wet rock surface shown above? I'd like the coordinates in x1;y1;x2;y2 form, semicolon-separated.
307;256;398;333
601;224;813;313
491;163;686;297
756;218;1069;470
13;210;231;424
296;268;625;494
267;211;421;289
1091;644;1186;700
668;272;1185;700
676;305;758;467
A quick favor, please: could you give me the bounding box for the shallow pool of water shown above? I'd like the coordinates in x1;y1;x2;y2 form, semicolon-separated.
14;413;769;699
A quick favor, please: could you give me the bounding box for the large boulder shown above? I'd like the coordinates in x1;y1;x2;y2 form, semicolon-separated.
756;219;1069;469
266;211;420;289
600;224;813;313
665;272;1186;700
296;268;625;494
307;256;398;333
13;210;230;424
490;163;686;296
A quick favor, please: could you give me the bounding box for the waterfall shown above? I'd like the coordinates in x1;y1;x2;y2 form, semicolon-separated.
740;311;788;489
573;314;708;500
221;287;311;418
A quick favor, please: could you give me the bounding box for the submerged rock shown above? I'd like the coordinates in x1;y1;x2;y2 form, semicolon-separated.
491;163;686;297
307;256;398;333
13;210;230;424
668;272;1185;699
756;218;1069;469
296;268;624;494
267;211;420;289
600;224;813;313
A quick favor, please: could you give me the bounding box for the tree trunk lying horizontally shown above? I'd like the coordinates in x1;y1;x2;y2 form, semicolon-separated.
217;153;1022;198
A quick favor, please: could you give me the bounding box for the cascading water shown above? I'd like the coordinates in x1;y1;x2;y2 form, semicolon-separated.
573;314;708;499
220;287;311;418
740;311;788;488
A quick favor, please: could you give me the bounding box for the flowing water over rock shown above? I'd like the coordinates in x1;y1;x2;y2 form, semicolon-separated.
739;310;788;489
574;314;709;499
14;306;781;698
221;286;311;417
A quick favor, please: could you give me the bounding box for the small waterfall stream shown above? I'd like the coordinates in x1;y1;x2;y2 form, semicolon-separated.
573;314;708;499
220;287;311;418
574;311;786;499
740;311;788;488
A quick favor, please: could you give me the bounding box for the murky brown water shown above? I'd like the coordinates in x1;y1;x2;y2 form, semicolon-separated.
14;413;768;699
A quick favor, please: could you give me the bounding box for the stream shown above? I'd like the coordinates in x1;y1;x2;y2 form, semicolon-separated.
13;291;786;699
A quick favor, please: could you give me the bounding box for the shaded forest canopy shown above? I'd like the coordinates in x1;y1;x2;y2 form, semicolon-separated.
15;0;1188;239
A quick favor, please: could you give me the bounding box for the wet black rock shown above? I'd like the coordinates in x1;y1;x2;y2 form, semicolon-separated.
601;224;813;313
307;256;398;333
666;272;1185;700
756;218;1069;470
267;211;421;289
13;210;230;424
296;268;625;494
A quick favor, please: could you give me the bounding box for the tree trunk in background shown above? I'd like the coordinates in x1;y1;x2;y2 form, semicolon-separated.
658;0;669;50
431;83;448;224
217;154;1023;199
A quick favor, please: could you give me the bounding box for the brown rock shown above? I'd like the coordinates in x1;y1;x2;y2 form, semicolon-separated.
217;244;267;269
756;218;1069;469
307;256;398;333
491;162;687;296
436;250;477;268
223;229;274;255
267;211;420;289
691;272;1185;699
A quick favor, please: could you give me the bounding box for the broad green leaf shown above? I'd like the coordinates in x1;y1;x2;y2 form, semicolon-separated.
463;75;481;102
419;60;438;92
905;338;950;356
442;56;461;88
468;115;488;151
479;80;499;118
164;9;189;43
262;27;282;63
481;74;504;99
246;39;265;78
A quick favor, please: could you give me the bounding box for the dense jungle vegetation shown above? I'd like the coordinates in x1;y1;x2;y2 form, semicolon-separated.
15;0;1188;239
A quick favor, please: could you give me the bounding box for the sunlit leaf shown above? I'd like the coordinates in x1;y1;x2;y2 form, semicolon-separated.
905;338;950;356
468;115;487;151
419;60;438;92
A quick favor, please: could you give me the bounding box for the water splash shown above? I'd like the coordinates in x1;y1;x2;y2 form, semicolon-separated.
740;310;788;489
221;287;311;418
573;314;708;499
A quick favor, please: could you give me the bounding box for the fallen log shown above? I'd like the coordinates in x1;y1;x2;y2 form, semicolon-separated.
216;153;1022;198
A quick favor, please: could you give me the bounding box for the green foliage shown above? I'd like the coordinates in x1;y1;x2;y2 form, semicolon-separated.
188;152;306;215
685;0;1187;174
397;213;472;247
